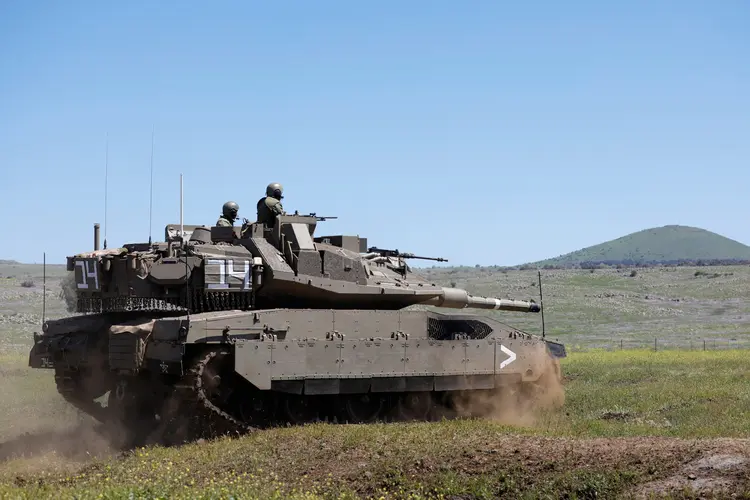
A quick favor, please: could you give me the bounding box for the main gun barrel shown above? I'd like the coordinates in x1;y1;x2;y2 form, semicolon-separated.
421;287;541;313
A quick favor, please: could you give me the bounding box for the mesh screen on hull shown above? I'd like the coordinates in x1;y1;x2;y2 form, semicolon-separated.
427;317;493;340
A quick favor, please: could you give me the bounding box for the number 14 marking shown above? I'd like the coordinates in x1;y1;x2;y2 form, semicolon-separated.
75;260;99;290
206;259;250;290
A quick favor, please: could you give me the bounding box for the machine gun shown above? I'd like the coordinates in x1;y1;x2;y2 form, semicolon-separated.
309;213;337;221
293;211;338;221
367;247;448;263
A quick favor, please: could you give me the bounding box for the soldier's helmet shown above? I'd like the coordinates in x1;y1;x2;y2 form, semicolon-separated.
222;201;239;219
266;182;284;200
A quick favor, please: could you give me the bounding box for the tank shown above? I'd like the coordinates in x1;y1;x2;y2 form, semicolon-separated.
28;213;566;445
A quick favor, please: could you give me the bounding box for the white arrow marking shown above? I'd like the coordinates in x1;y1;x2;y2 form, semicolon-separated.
499;344;517;369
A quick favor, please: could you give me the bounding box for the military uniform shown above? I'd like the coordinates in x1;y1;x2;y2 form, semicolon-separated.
256;182;286;225
216;201;239;227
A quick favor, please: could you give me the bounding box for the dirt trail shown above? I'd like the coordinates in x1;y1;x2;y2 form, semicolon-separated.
632;447;750;498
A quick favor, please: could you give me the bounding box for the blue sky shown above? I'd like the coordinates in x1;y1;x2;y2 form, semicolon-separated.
1;1;748;266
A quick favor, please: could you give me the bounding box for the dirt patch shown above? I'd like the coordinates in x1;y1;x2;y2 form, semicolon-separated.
265;433;750;498
633;449;750;499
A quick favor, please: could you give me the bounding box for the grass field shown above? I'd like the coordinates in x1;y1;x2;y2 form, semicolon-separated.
418;264;750;351
1;350;749;498
2;262;750;498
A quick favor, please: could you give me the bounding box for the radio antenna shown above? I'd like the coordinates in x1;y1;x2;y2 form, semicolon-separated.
179;173;184;246
148;125;155;245
180;173;191;319
538;270;546;338
103;132;109;250
42;252;46;328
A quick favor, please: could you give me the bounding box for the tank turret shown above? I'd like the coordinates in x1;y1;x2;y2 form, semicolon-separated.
63;214;542;316
29;211;565;447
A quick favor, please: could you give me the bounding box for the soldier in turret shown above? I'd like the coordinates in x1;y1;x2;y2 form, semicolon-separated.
257;182;286;226
216;201;240;226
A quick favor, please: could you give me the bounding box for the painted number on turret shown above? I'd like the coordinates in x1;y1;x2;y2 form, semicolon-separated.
205;259;251;290
74;259;100;291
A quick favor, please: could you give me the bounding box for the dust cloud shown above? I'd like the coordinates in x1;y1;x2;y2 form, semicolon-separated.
448;354;565;428
0;353;566;471
0;372;113;468
0;392;126;467
0;421;115;464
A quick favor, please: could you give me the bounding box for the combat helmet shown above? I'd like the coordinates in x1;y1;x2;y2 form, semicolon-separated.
266;182;283;200
222;201;239;220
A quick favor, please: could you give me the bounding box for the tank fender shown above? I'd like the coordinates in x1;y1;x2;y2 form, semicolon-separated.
28;331;92;369
151;317;191;341
141;317;190;375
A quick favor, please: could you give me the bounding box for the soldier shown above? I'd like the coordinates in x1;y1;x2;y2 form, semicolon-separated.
216;201;240;227
256;182;286;225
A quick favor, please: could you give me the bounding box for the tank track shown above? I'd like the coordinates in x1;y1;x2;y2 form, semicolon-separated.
159;349;258;441
54;367;109;423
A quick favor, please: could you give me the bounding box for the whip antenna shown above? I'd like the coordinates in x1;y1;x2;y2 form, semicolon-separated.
538;270;545;338
179;173;184;245
103;132;109;249
180;173;191;318
42;252;46;328
148;125;154;245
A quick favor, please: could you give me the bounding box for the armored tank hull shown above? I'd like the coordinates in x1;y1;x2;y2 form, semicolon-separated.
29;307;564;443
28;215;566;444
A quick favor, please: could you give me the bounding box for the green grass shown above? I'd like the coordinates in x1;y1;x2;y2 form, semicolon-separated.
554;349;750;438
521;224;750;267
1;349;749;499
417;263;750;350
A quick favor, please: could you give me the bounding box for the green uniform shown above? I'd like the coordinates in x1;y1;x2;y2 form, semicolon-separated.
256;196;285;225
216;201;239;227
216;216;233;227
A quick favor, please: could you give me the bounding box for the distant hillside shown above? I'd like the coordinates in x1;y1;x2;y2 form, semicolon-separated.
522;225;750;269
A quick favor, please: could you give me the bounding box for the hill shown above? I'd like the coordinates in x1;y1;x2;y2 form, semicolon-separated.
521;225;750;268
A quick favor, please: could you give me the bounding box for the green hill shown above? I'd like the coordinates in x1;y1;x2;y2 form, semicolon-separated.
523;225;750;268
